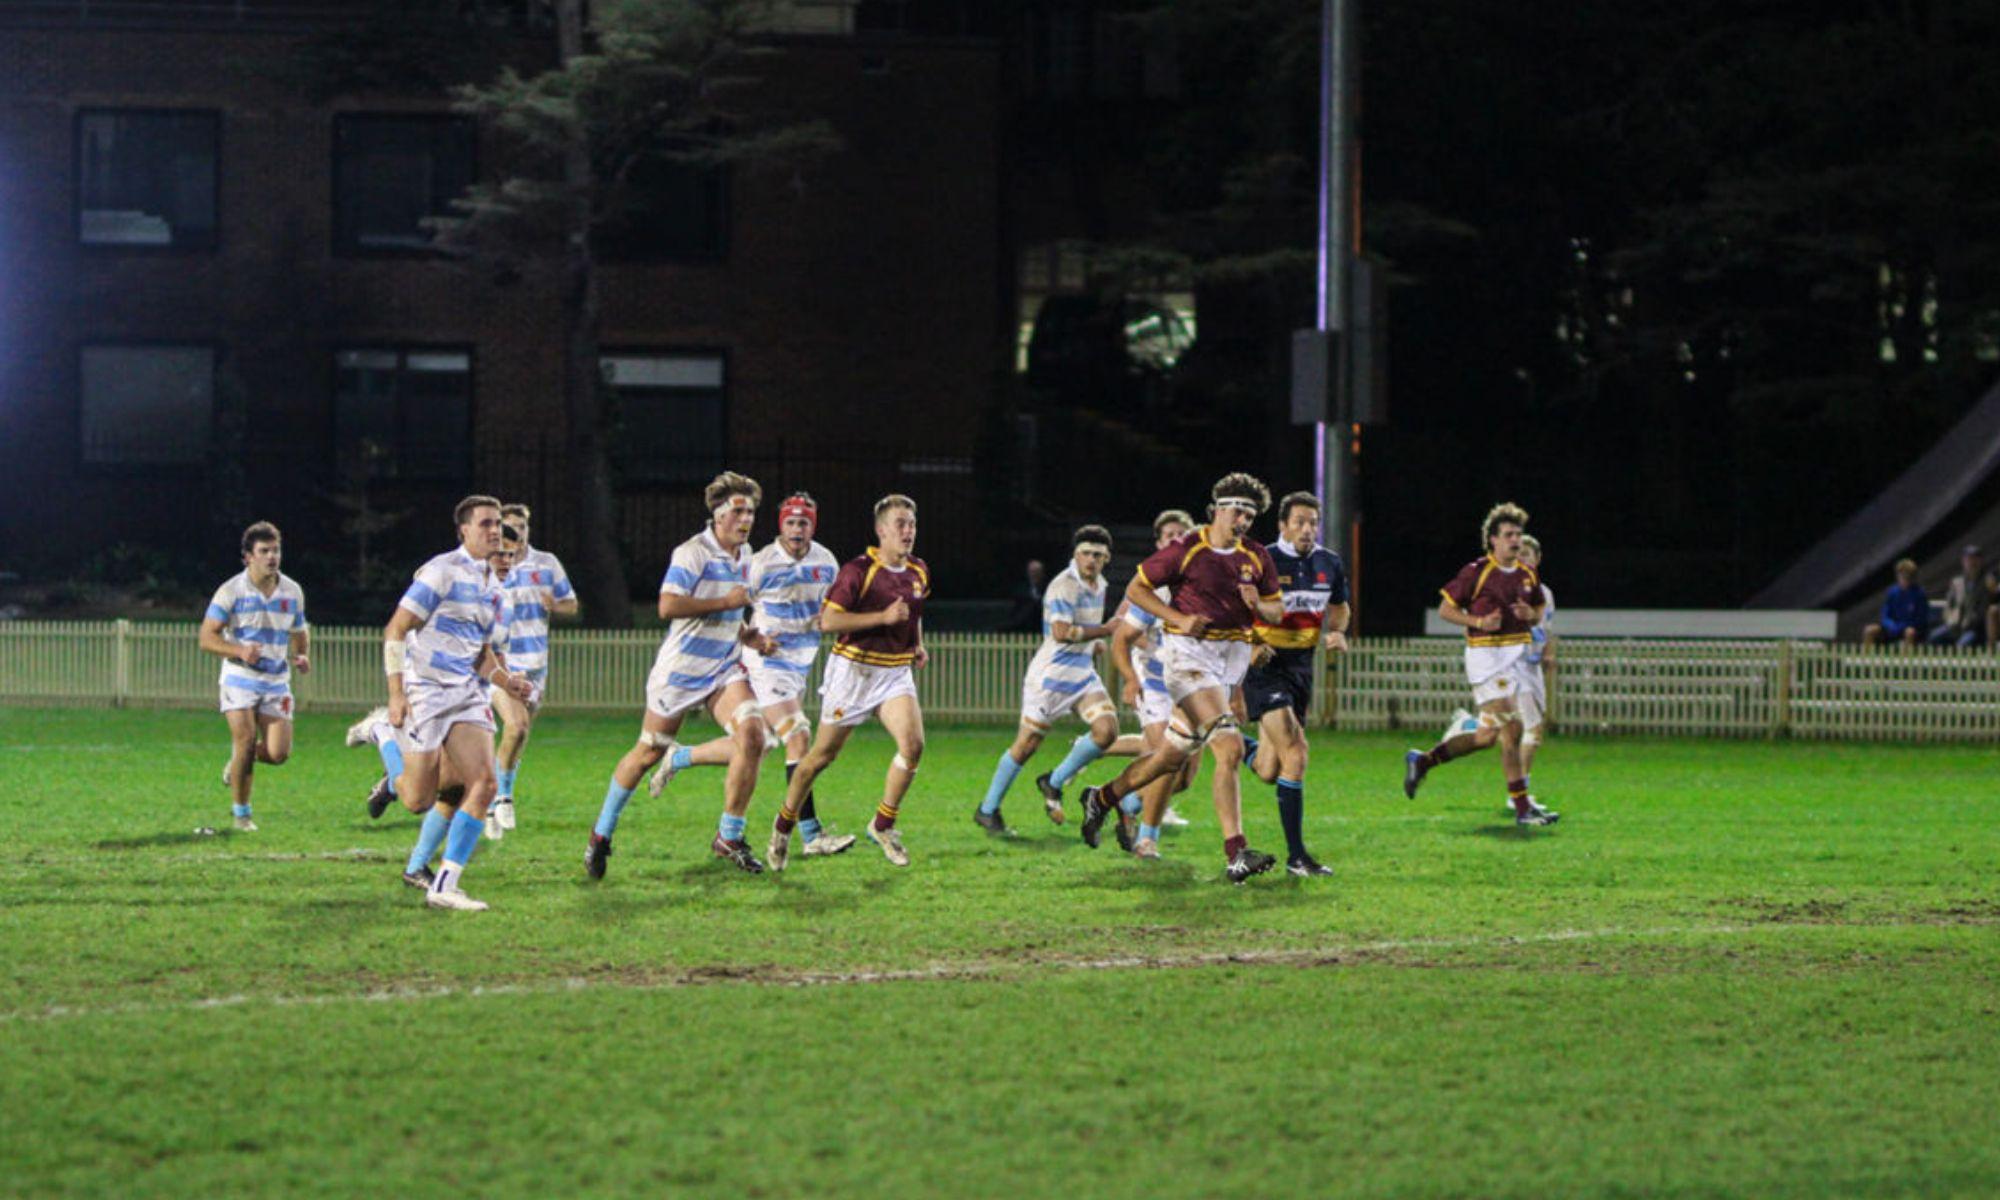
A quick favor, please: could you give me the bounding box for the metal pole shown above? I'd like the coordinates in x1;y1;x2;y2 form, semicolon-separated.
1315;0;1359;598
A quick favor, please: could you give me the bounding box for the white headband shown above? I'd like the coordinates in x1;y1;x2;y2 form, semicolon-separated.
1074;542;1111;558
1214;497;1261;515
714;499;755;522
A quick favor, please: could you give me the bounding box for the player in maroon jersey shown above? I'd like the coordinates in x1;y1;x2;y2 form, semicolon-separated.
1401;502;1558;826
767;494;930;868
1079;473;1289;882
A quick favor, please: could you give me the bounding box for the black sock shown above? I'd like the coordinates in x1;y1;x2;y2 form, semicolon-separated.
1275;779;1306;859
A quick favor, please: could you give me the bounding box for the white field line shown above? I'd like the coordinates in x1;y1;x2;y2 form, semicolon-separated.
0;922;1775;1026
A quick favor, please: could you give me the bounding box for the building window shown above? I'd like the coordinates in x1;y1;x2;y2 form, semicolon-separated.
76;110;219;249
602;353;725;484
597;151;729;262
333;348;472;480
333;115;476;255
79;344;215;465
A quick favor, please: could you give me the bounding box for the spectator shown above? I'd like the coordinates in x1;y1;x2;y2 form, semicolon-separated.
1928;545;1995;648
1862;558;1928;650
1001;559;1047;632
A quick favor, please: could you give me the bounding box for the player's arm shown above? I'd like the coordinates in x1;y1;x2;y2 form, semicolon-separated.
820;604;898;633
658;588;750;621
474;642;535;701
1125;572;1194;632
1110;618;1144;697
382;606;422;721
1436;597;1491;630
289;624;312;675
1322;601;1351;652
550;594;580;617
913;618;929;668
198;613;263;667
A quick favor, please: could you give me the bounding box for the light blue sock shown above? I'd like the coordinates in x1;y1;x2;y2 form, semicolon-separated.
442;809;483;867
231;803;252;819
670;745;693;771
595;780;635;838
406;807;449;874
1049;733;1106;788
496;766;518;800
719;812;747;842
375;736;404;795
1119;793;1142;816
979;752;1024;814
1139;823;1161;842
799;817;824;841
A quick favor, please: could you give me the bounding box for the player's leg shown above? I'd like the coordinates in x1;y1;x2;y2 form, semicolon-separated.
489;682;535;833
1261;705;1328;875
255;709;292;766
1043;688;1119;810
425;719;500;908
703;680;769;872
864;693;925;866
222;706;260;829
1178;687;1271;879
1129;723;1174;856
347;705;407;819
977;718;1045;832
769;719;856;869
401;755;464;889
1403;693;1502;799
585;707;686;879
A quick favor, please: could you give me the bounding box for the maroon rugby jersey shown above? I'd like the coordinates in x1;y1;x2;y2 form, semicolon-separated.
824;548;929;667
1133;529;1280;643
1440;556;1544;647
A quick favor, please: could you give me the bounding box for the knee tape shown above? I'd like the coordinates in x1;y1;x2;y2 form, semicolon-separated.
1165;718;1201;755
1197;714;1240;744
891;753;917;774
640;730;675;750
1522;725;1543;749
725;700;765;735
1079;698;1118;725
1476;709;1507;732
772;712;810;743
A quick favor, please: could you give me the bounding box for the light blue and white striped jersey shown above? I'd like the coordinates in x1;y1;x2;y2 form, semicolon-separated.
744;538;840;676
650;527;754;694
1526;585;1556;666
205;571;307;692
1025;563;1108;696
1120;588;1170;696
500;545;574;675
398;548;508;687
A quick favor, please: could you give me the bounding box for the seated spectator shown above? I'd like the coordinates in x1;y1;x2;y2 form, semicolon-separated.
1862;559;1928;650
1928;545;1996;648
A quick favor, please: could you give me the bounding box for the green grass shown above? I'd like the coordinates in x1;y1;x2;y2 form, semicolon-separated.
1;707;1997;1198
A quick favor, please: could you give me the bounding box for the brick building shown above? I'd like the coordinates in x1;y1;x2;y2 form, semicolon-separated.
0;0;1007;615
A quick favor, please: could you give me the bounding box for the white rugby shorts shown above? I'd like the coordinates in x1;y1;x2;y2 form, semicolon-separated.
1159;635;1254;704
396;679;493;754
219;681;293;720
1020;672;1109;729
645;659;749;722
819;654;916;728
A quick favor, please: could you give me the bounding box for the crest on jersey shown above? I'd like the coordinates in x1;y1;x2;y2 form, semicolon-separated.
1239;564;1257;581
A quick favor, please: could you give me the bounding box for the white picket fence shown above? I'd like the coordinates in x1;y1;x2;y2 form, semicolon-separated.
1;621;1997;741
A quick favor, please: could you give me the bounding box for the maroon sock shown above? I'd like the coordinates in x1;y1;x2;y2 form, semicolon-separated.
1427;743;1456;767
1224;834;1246;859
773;811;797;836
1508;780;1531;815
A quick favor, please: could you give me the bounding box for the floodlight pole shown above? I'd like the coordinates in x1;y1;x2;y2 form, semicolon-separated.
1315;0;1360;610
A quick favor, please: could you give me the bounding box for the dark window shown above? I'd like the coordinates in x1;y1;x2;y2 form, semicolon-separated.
76;110;218;249
602;353;725;484
333;115;475;255
79;344;215;465
597;151;729;262
334;348;472;480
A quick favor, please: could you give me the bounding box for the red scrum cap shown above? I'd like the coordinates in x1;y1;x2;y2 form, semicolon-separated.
779;492;818;532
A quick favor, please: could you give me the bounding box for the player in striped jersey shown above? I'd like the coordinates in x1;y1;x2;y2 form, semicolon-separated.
768;494;929;869
379;495;537;911
1517;533;1555;784
1241;490;1347;876
586;472;780;879
198;521;310;831
644;493;858;860
1102;509;1202;850
483;505;578;838
974;525;1120;837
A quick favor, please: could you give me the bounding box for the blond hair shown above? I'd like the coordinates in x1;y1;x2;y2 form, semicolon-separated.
500;502;531;522
1153;508;1195;537
703;472;763;512
1480;501;1529;549
873;493;917;520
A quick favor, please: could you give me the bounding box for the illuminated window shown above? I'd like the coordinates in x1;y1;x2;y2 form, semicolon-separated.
76;110;218;249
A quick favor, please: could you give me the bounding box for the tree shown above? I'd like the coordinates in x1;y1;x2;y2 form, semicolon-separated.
434;0;834;625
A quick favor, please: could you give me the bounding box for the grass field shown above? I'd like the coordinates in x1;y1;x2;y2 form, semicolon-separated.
1;707;1997;1198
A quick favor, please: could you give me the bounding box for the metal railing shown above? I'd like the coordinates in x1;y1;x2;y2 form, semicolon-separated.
2;621;1997;741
